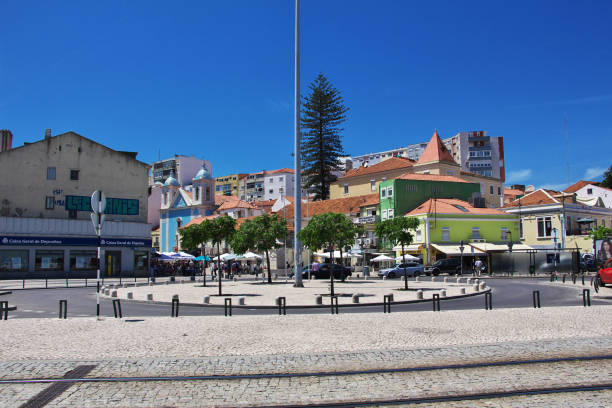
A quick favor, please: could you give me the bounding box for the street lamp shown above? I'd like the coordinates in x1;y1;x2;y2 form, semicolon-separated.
507;231;514;276
459;240;465;276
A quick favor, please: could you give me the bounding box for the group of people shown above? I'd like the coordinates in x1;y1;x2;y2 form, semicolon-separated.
151;259;201;277
210;261;266;279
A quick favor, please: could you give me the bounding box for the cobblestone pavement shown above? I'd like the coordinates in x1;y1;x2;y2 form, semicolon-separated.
1;336;611;407
10;359;612;407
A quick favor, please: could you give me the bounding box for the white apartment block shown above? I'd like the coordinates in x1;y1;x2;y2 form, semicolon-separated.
264;169;295;201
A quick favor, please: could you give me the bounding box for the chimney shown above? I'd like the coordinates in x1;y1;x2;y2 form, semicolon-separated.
0;130;13;152
45;129;52;139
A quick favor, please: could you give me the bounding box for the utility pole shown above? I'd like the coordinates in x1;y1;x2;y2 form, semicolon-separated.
90;190;106;320
293;0;303;287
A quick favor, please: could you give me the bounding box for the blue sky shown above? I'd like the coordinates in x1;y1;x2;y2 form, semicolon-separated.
1;0;610;189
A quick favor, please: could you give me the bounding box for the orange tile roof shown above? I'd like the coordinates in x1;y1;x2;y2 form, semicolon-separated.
266;168;295;175
503;189;560;208
398;173;471;183
183;191;193;200
182;214;219;228
416;129;457;165
407;198;508;216
504;188;524;197
279;193;379;220
215;194;237;206
564;180;599;193
341;157;415;179
217;199;258;211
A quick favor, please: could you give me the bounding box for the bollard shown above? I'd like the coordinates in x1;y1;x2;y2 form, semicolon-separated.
171;297;179;317
583;289;591;307
238;297;245;306
473;284;479;292
479;282;486;290
460;287;466;294
147;293;153;301
415;276;420;282
127;292;133;300
382;276;386;281
572;275;577;284
485;292;492;310
432;293;441;312
550;274;554;282
439;289;446;298
467;278;472;284
532;290;541;308
276;296;286;315
111;290;118;297
170;276;175;282
562;274;566;283
383;294;392;313
203;296;210;304
590;276;594;287
330;296;339;314
315;295;323;305
456;278;461;284
112;299;122;318
416;290;423;300
59;299;67;319
444;277;448;283
582;275;585;286
149;282;155;286
0;301;8;320
224;298;232;316
431;276;436;282
122;283;128;288
352;294;360;304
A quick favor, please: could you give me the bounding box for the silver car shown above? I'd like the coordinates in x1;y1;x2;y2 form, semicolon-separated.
378;262;424;278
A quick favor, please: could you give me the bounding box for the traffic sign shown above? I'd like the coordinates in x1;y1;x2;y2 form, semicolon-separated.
90;190;107;214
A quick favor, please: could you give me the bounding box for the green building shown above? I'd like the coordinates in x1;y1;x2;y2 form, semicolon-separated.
402;198;519;263
378;174;482;222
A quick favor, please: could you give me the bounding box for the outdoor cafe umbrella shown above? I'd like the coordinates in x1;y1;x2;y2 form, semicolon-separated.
194;255;211;262
219;253;237;261
370;254;394;262
395;254;420;262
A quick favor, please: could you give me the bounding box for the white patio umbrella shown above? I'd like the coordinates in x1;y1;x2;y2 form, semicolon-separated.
370;254;394;262
395;254;419;262
236;251;262;261
219;253;237;261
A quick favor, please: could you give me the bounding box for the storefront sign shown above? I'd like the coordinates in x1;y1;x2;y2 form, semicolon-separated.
65;195;139;215
0;236;151;248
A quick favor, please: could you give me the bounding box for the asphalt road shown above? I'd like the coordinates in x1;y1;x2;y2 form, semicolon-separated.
2;277;609;319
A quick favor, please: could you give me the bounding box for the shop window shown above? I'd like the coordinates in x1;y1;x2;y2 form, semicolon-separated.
45;196;55;210
35;250;64;270
134;251;149;271
0;250;28;273
70;251;97;270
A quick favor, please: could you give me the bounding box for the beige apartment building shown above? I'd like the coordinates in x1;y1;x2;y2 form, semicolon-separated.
215;173;247;197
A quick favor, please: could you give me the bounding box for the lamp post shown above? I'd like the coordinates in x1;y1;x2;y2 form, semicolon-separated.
292;0;304;287
459;240;465;276
507;231;514;276
552;228;559;278
327;245;335;297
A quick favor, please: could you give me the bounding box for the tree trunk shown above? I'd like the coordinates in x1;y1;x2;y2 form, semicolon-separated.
266;249;272;284
202;247;206;287
402;244;408;290
217;243;222;296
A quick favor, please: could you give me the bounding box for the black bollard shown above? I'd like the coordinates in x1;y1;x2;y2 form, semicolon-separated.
277;297;286;316
112;299;123;318
582;289;591;307
383;295;392;314
0;301;8;320
59;299;67;319
562;275;566;283
582;275;585;285
432;293;441;312
224;298;232;317
331;296;339;315
485;292;493;310
171;297;179;317
532;290;541;308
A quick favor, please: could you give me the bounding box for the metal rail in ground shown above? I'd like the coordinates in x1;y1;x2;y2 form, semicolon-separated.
2;354;610;385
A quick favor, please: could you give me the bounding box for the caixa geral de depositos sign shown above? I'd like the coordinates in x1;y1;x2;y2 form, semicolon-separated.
0;236;152;247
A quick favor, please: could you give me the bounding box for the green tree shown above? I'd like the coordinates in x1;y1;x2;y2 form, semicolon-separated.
589;225;611;240
375;217;420;290
201;216;236;296
231;214;288;284
600;164;612;189
179;223;210;286
298;212;360;296
301;74;349;201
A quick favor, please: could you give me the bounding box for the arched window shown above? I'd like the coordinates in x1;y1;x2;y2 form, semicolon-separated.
195;187;200;201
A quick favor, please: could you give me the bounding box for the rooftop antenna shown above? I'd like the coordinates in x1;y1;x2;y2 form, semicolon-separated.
564;114;569;185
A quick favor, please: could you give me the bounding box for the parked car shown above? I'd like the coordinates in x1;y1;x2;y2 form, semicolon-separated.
424;258;462;276
288;265;313;279
289;263;351;281
595;259;612;290
378;262;424;279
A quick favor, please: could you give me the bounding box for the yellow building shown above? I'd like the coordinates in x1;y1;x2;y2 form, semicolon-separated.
330;157;415;199
214;173;246;197
503;189;612;253
331;130;504;208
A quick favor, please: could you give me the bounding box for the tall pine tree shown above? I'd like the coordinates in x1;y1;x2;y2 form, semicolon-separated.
301;74;348;201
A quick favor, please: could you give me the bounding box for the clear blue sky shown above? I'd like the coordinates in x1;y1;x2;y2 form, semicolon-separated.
1;1;610;189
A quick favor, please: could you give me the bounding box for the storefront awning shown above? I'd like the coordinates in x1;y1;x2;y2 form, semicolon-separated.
431;244;484;256
392;244;424;252
470;243;534;252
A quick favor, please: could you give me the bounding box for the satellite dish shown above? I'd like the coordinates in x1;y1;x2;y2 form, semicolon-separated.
525;185;535;193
